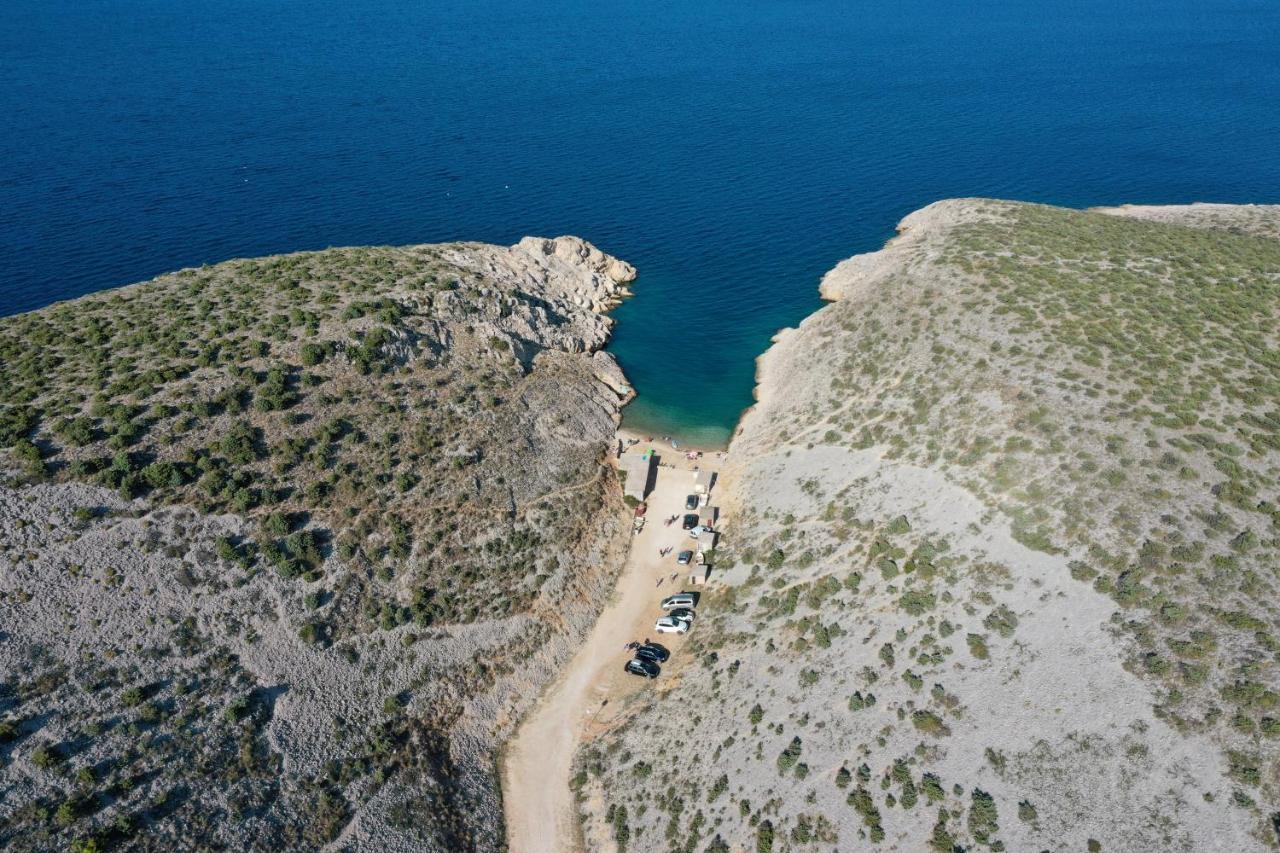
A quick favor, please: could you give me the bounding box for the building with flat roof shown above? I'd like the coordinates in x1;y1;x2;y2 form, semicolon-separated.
619;451;656;502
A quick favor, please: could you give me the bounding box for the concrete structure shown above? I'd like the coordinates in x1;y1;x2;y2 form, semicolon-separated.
619;451;656;502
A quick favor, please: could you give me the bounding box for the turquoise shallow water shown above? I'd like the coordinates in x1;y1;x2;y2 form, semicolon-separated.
3;0;1279;447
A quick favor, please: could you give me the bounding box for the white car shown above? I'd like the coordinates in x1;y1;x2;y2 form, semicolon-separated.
654;616;690;634
688;525;711;539
661;593;696;610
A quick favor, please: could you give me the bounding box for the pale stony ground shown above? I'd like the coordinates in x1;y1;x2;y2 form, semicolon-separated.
575;201;1280;852
702;445;1245;850
1;478;486;848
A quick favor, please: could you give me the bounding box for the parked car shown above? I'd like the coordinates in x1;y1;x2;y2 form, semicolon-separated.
685;494;699;510
661;593;697;610
669;607;696;623
654;616;690;634
676;550;693;565
688;525;710;538
635;643;670;664
625;658;660;679
681;514;699;530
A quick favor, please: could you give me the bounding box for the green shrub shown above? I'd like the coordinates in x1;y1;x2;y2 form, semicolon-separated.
300;342;330;366
220;420;259;465
848;786;884;841
900;589;936;615
835;766;852;788
921;773;945;803
968;788;999;844
225;695;250;723
31;742;61;769
756;819;775;853
912;710;948;736
849;691;877;711
777;736;803;774
930;809;957;852
263;513;290;537
983;605;1019;637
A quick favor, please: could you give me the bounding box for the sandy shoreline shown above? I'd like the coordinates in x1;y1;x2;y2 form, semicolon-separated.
615;425;730;458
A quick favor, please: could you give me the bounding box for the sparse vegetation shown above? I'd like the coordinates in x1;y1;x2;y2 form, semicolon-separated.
571;201;1280;853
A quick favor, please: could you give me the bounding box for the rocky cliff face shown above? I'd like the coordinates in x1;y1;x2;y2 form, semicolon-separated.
577;201;1280;852
0;236;635;850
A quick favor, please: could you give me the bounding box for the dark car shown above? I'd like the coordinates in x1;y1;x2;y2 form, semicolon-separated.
625;658;660;679
681;513;699;530
635;643;670;664
676;550;693;565
685;494;699;511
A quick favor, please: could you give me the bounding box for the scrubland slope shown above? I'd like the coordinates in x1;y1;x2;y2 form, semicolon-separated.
578;200;1280;852
0;236;635;850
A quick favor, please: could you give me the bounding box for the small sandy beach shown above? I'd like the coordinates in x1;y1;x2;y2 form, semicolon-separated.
501;429;725;853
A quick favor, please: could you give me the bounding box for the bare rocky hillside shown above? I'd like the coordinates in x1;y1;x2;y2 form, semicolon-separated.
576;201;1280;852
0;236;635;850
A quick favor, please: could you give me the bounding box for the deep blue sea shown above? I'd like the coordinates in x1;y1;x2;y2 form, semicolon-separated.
3;0;1279;446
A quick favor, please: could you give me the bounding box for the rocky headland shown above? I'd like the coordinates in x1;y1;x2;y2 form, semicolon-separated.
576;200;1280;852
0;235;635;850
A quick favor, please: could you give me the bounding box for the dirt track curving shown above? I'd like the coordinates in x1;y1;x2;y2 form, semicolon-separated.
502;443;719;853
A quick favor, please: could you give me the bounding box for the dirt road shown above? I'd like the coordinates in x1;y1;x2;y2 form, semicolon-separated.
502;443;718;853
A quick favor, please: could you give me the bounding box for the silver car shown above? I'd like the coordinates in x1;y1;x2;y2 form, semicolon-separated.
661;593;696;610
654;616;690;634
